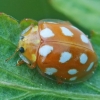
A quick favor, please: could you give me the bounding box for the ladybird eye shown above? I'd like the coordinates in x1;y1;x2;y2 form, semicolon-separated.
19;47;25;53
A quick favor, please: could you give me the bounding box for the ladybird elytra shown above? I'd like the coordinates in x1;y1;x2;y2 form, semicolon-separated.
18;19;98;83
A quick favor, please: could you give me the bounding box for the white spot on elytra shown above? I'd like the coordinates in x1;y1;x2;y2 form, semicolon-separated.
69;76;77;81
47;22;57;24
86;62;94;72
81;34;89;43
45;68;57;75
68;69;78;75
80;53;88;64
40;28;54;38
39;45;53;57
59;52;72;63
60;27;73;37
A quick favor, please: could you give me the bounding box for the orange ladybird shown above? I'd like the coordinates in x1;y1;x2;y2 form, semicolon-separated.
18;19;98;83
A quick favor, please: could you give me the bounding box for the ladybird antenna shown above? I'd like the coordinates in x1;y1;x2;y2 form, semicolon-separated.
5;48;19;62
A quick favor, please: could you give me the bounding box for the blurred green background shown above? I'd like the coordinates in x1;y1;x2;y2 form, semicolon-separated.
0;0;90;35
0;0;67;21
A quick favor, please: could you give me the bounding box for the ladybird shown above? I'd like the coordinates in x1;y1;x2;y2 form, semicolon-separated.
17;19;98;83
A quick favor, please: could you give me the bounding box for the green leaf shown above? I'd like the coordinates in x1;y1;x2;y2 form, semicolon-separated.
0;12;100;100
50;0;100;33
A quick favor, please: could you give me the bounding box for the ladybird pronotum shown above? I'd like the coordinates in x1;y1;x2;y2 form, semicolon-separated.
18;19;98;83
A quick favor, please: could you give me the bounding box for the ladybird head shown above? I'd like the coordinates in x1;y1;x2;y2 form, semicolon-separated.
18;25;40;66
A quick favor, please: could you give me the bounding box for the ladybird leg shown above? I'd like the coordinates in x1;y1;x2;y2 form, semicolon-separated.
27;63;36;69
17;58;36;69
17;59;25;66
